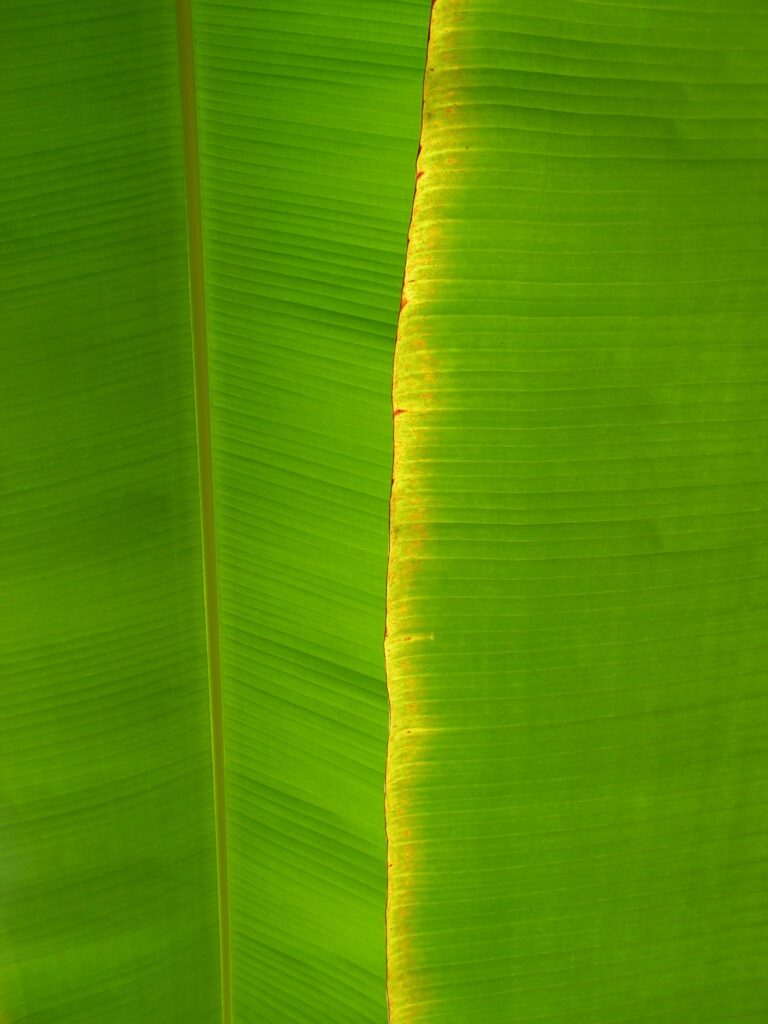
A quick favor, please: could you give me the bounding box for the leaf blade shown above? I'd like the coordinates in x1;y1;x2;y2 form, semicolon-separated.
387;2;768;1020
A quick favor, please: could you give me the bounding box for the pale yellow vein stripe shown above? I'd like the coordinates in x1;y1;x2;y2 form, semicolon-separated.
384;2;435;1021
175;3;231;1022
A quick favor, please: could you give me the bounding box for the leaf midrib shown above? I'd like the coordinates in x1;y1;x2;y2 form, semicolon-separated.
175;3;232;1022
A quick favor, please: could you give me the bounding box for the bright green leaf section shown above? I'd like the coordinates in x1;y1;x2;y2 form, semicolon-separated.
388;2;768;1021
1;1;432;1019
190;2;429;1020
0;3;219;1020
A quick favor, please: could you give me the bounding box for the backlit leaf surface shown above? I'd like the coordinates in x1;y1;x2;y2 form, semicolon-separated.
2;1;427;1021
387;2;768;1021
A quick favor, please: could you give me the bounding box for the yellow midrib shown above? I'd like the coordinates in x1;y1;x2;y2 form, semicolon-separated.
174;3;232;1023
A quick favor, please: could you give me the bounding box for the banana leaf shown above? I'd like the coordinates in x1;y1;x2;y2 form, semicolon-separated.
2;1;427;1020
387;1;768;1021
3;1;767;1023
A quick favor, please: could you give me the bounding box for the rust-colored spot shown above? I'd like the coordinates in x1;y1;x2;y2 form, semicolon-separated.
394;408;408;417
416;170;425;181
399;295;409;311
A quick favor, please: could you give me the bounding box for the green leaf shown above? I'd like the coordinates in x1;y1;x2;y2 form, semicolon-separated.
192;1;427;1020
1;1;427;1021
1;2;220;1019
4;1;768;1022
387;2;768;1022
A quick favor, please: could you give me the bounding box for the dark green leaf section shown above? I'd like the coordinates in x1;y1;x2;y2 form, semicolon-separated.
190;2;430;1020
0;3;219;1020
388;2;768;1021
